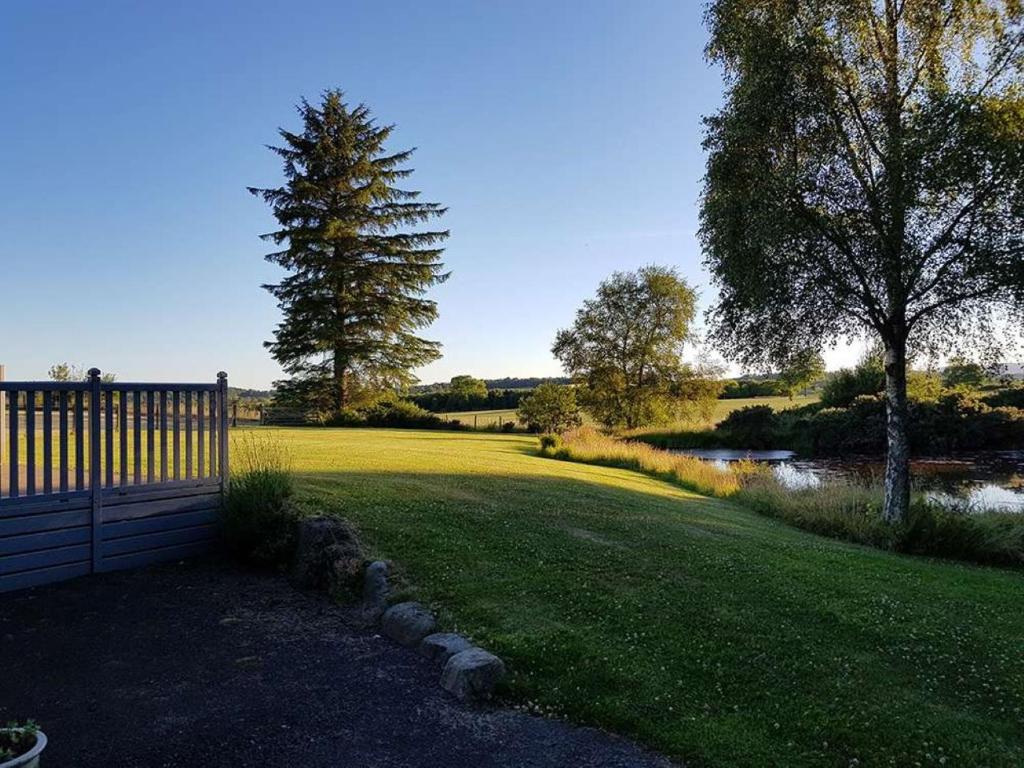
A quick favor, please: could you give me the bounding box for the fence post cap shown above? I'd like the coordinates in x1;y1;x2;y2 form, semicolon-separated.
87;368;101;379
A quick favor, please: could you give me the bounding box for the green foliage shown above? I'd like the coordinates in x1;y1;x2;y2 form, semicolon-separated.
983;386;1024;409
251;90;449;415
48;363;116;383
410;387;528;413
716;404;778;448
942;356;989;389
516;383;583;433
445;375;487;410
906;369;943;401
0;721;39;762
359;399;453;429
719;378;780;398
819;350;885;407
538;433;560;451
222;433;299;567
325;397;463;430
702;0;1024;522
553;265;703;429
775;348;826;399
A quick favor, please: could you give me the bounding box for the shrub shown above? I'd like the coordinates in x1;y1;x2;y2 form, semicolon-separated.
720;378;781;398
983;386;1024;409
325;397;464;430
222;432;300;568
820;352;885;407
516;383;583;433
539;434;561;451
898;501;1024;567
717;405;779;448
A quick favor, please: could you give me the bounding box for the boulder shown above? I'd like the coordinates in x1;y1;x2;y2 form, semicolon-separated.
381;602;437;647
440;648;506;702
291;517;363;592
419;632;473;664
361;560;391;623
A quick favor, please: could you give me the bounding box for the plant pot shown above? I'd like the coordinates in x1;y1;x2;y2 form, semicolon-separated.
0;730;46;768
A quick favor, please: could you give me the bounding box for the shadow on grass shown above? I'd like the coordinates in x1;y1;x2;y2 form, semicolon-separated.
284;467;1024;768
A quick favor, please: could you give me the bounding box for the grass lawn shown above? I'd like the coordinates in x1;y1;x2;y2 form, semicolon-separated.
257;427;1022;767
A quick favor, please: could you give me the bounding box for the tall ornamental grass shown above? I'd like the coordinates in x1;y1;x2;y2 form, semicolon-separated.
222;431;300;568
543;427;755;498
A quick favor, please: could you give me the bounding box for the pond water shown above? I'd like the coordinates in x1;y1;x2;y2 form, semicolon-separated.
674;449;1024;513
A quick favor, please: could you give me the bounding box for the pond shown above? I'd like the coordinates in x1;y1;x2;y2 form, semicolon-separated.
674;449;1024;513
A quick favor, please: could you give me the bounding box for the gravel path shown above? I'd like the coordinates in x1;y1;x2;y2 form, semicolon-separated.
0;559;676;767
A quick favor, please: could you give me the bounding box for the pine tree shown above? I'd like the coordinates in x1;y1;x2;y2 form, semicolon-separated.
250;90;449;414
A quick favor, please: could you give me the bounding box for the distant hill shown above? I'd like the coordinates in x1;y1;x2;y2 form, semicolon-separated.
994;363;1024;379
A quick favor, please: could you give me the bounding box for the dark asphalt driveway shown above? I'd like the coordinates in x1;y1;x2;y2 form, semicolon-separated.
0;559;675;767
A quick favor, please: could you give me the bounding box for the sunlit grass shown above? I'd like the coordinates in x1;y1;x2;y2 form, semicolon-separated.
242;426;1024;768
544;426;754;497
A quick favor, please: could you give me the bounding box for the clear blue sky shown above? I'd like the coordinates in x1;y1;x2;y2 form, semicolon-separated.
0;1;862;388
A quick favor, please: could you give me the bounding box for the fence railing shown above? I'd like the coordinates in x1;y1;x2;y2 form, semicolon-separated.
0;369;229;592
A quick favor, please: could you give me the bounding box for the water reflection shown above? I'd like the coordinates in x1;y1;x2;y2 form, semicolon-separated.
674;449;1024;513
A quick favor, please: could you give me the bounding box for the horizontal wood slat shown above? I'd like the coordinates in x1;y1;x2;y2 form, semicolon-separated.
0;509;92;538
102;509;219;541
0;544;92;576
98;539;214;573
103;494;221;523
0;527;91;557
101;524;216;558
0;561;92;592
0;493;92;515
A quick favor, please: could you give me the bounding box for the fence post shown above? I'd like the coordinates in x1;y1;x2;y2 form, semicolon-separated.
218;372;229;494
88;368;103;572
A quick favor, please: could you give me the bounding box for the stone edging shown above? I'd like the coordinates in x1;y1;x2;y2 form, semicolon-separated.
361;560;507;702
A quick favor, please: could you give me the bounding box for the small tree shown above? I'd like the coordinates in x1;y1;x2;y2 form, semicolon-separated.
48;363;83;382
942;357;988;389
553;266;700;429
777;349;826;400
702;0;1024;522
49;363;115;383
516;383;582;433
446;375;487;410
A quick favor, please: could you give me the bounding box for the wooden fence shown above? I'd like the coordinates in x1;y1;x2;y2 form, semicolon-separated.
0;369;229;593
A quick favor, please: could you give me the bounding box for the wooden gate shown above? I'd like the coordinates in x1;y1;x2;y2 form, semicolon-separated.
0;369;229;592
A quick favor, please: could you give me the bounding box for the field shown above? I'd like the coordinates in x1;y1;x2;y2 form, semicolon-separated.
439;394;818;430
257;427;1024;767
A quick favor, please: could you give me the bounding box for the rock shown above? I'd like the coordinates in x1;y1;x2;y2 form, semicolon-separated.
291;517;363;592
361;560;390;623
419;632;473;664
381;602;437;647
440;648;506;702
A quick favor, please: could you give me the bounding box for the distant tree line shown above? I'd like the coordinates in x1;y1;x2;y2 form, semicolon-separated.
409;387;530;413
